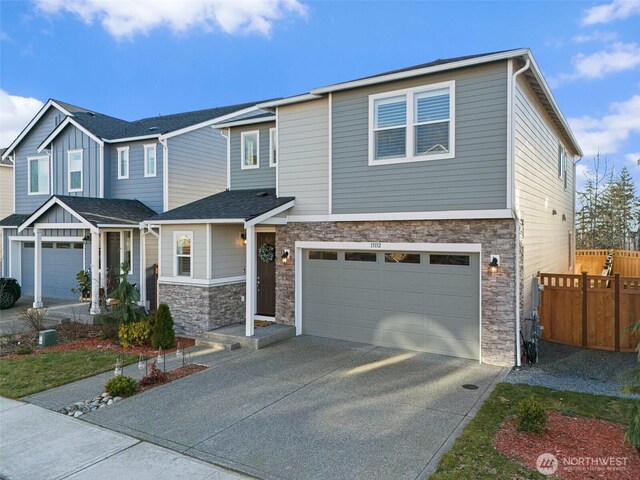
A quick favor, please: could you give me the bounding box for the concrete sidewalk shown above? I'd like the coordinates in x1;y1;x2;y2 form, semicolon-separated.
0;396;248;480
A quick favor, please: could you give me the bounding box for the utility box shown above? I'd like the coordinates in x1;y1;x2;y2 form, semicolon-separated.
37;329;58;348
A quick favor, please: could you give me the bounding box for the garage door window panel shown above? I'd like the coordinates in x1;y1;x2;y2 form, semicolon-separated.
308;251;338;261
429;254;470;266
384;252;421;264
345;252;377;262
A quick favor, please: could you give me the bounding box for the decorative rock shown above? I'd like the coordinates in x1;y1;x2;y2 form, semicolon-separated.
98;404;106;409
107;399;113;405
73;411;83;418
101;392;109;398
67;412;74;416
113;397;122;402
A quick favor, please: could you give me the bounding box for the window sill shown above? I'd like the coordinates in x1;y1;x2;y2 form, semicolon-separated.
240;164;260;170
368;152;455;166
28;191;49;196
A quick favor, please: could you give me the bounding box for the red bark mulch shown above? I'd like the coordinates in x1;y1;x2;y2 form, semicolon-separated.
136;364;207;393
495;411;640;480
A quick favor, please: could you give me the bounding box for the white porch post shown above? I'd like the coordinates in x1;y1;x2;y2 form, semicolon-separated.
33;229;43;308
139;227;146;309
90;231;100;314
100;231;107;290
245;225;256;336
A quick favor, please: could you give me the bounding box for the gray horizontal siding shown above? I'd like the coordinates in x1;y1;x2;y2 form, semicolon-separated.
51;125;101;198
14;108;66;213
167;126;227;211
331;62;508;213
230;123;276;191
160;224;208;280
278;99;329;215
211;224;245;279
110;140;163;213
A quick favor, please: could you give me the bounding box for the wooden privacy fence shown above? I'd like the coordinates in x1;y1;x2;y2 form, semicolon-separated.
576;249;640;277
538;272;640;352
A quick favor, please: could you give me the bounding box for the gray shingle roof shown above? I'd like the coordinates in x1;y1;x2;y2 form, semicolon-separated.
0;214;30;227
148;189;294;223
52;195;157;226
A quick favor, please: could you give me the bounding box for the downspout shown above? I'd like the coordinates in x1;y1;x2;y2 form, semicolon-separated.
511;57;531;367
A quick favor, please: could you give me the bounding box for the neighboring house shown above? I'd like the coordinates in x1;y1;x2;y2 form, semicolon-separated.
148;48;581;367
0;99;266;313
0;149;14;274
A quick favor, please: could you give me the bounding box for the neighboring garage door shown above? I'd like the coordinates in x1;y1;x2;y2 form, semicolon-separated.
302;249;480;360
21;242;84;300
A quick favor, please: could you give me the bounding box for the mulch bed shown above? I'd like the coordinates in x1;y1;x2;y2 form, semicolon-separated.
495;411;640;480
1;322;194;359
136;364;208;393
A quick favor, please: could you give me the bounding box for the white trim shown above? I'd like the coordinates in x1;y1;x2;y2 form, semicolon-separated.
261;216;287;225
219;128;231;190
287;209;513;223
143;143;157;177
8;235;83;242
34;222;83;229
140;227;146;309
245;225;256;336
269;127;277;168
206;224;212;279
96;223;139;228
67;149;83;193
328;93;333;214
159;105;263;140
173;230;193;278
158;226;162;278
121;229;134;275
510;58;531;214
99;144;104;198
245;200;295;228
254;315;275;322
105;134;160;143
160;138;169;212
294;240;482;363
158;275;245;287
275;109;279;196
117;146;129;179
240;130;260;170
257;94;323;109
18;197;98;233
27;155;50;196
368;80;455;166
311;49;530;94
2;100;72;161
37;117;104;152
151;218;244;225
213;116;275;128
0;163;13;168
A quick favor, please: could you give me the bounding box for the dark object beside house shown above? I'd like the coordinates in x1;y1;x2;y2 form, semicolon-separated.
0;277;21;309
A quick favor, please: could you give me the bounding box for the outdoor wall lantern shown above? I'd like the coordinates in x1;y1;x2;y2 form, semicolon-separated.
240;233;247;246
489;255;500;273
281;249;290;264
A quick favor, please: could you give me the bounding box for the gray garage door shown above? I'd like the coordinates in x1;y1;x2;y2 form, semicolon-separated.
21;242;84;300
302;250;480;360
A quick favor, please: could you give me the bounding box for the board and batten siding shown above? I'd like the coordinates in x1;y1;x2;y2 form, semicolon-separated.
211;225;245;279
109;140;163;214
50;125;101;198
514;74;576;316
167;126;227;211
229;123;276;191
278;98;329;215
14;108;66;213
331;61;509;213
159;224;208;280
35;204;82;224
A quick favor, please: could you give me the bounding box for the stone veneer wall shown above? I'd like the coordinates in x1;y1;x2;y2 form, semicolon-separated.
158;282;245;335
275;219;518;367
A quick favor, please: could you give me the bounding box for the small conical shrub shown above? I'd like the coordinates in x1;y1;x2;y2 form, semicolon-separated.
152;303;175;349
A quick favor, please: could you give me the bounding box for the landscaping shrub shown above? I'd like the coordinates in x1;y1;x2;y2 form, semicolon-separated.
516;397;547;433
118;320;152;348
108;263;142;325
16;344;33;355
104;375;137;397
95;313;120;341
152;304;175;349
138;362;167;387
21;308;47;332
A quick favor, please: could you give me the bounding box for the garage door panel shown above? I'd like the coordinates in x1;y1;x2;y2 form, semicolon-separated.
302;250;479;360
21;242;83;300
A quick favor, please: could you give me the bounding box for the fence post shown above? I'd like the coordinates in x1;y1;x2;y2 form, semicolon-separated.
582;272;588;348
614;273;621;352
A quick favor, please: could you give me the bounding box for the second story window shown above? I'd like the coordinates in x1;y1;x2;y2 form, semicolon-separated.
144;144;157;177
67;150;83;192
241;130;259;169
269;128;277;167
117;147;129;179
369;80;455;165
28;156;49;195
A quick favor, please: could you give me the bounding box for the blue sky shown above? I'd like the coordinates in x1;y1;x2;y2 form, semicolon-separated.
1;0;639;187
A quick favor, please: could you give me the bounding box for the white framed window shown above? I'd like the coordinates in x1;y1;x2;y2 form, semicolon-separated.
174;231;193;277
117;146;129;179
122;230;133;275
27;156;50;195
241;130;260;169
557;143;565;180
144;144;157;177
67;149;83;192
368;80;455;165
269;128;277;167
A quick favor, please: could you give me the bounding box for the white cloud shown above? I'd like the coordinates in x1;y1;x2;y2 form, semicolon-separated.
568;95;640;158
582;0;640;25
571;31;618;43
624;152;640;168
34;0;307;39
553;42;640;85
0;90;44;148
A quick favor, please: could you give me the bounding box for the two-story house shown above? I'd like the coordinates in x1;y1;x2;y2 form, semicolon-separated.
0;150;14;274
148;48;581;367
0;99;266;313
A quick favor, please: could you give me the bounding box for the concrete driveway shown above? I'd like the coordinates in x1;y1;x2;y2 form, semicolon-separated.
0;297;81;335
77;336;505;480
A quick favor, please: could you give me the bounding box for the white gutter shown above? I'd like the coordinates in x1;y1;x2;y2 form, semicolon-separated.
257;94;323;109
510;58;530;368
104;134;161;143
213;116;276;128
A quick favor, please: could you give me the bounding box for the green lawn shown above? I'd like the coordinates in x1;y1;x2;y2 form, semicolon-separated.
431;383;636;480
0;350;139;399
